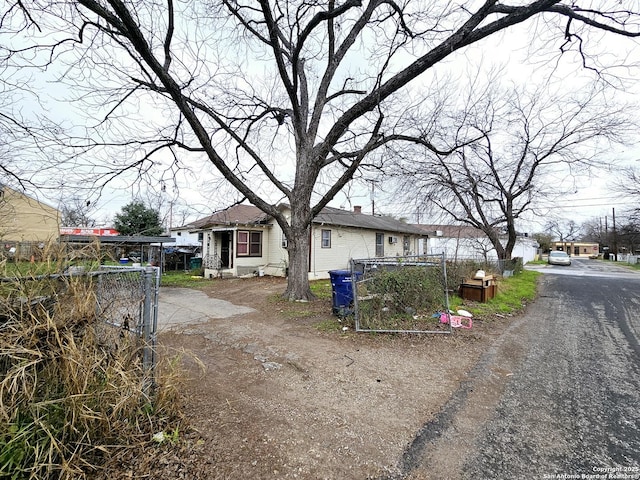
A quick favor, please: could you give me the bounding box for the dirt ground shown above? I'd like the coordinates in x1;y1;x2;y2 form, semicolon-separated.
104;276;515;480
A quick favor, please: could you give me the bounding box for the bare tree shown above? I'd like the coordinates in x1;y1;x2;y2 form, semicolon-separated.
582;216;609;245
617;220;640;255
533;232;554;253
60;196;96;227
546;218;582;243
3;1;640;299
611;166;640;221
395;85;630;260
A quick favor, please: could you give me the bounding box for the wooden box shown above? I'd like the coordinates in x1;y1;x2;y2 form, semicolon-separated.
463;275;494;287
460;275;496;303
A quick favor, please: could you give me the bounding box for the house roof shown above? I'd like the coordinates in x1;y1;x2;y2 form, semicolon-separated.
314;206;425;235
186;204;272;229
185;204;425;235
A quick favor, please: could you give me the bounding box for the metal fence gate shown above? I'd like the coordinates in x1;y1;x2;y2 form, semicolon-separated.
95;266;161;376
351;254;452;334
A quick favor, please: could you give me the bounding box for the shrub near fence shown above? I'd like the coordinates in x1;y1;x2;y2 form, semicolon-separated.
351;255;508;334
0;266;166;480
352;255;453;334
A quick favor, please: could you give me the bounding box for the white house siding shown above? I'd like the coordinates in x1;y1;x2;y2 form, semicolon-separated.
264;219;289;277
426;236;495;259
308;225;419;279
425;236;538;264
169;228;201;247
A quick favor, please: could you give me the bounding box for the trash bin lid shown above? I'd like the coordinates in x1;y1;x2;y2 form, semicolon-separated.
329;269;351;275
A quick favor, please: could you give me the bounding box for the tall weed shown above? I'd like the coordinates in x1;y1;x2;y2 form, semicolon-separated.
0;259;182;479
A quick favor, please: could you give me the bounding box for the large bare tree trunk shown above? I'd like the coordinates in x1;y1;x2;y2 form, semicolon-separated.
284;223;313;301
283;200;314;301
485;229;507;260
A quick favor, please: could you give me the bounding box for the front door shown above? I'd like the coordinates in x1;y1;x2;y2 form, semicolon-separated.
221;231;232;268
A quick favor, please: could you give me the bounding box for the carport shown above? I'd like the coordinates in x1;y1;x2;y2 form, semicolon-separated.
59;234;176;271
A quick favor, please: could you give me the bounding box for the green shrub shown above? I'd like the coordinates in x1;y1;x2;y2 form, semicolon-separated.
356;265;449;331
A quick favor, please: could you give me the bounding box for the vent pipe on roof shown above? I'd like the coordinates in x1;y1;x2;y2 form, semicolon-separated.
354;206;362;214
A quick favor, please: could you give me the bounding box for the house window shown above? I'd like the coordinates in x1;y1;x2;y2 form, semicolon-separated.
237;230;262;256
403;235;410;255
375;233;384;257
321;229;331;248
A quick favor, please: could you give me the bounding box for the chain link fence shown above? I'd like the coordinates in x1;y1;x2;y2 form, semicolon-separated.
351;254;452;334
0;266;160;380
95;266;160;377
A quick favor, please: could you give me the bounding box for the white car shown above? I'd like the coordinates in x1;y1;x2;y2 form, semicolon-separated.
548;251;571;266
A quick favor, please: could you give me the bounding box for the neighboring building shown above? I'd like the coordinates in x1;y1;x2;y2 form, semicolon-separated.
414;224;539;264
165;224;203;270
551;241;599;257
189;204;427;279
169;224;203;249
0;184;60;242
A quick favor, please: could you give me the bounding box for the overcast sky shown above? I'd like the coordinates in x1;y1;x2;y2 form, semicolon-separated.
5;2;640;232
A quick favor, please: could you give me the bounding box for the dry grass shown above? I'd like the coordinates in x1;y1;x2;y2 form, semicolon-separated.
0;250;184;479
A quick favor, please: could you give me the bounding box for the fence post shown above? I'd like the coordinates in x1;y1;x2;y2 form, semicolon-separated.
350;258;359;331
142;267;156;392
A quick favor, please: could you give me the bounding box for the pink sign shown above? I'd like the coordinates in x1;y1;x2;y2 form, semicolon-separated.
60;227;120;236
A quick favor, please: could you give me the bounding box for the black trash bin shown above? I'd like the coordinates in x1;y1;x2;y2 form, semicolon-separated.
329;270;361;317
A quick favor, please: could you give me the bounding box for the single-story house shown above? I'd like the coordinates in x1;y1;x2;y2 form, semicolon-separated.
551;241;599;257
414;224;539;264
185;204;429;279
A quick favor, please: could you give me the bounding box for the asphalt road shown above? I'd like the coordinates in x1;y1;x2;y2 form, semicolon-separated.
390;259;640;480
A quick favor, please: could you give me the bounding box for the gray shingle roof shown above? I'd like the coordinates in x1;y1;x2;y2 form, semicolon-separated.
314;206;425;234
187;204;271;229
186;204;425;235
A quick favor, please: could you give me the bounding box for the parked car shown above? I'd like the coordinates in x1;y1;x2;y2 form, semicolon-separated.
548;250;571;266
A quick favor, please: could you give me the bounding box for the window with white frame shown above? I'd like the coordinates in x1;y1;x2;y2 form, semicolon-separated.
321;229;331;248
237;230;262;256
375;233;384;257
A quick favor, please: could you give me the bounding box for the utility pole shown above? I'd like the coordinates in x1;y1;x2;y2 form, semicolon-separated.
612;208;618;261
370;180;375;215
